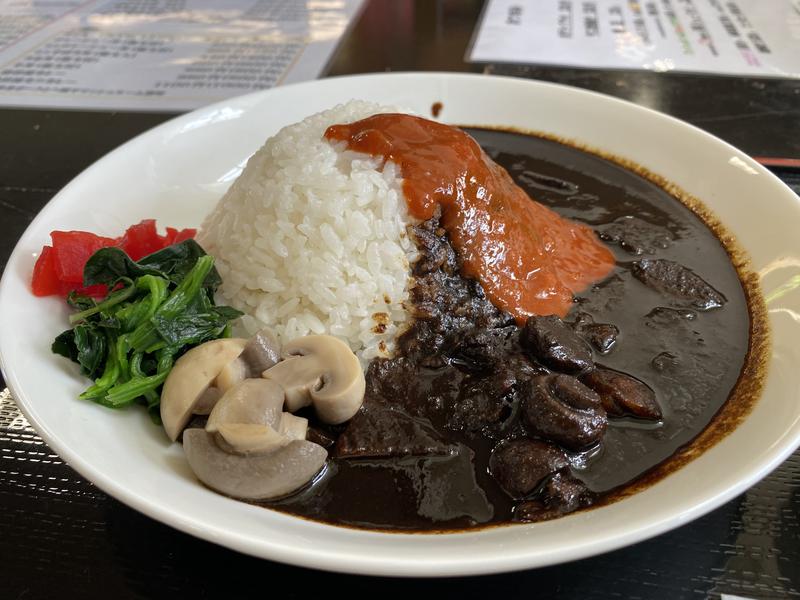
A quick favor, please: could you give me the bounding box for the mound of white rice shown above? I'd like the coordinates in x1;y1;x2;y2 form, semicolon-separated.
198;101;418;360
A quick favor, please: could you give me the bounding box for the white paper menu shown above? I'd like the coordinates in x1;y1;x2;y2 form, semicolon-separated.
470;0;800;78
0;0;363;111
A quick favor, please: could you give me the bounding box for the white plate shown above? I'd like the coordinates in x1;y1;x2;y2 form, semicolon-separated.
1;73;799;577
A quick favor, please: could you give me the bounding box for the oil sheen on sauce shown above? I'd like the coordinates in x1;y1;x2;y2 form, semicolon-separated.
325;114;615;321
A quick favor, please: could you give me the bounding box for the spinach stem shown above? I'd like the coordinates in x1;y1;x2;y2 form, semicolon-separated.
79;332;120;401
69;279;135;324
128;256;214;352
102;349;175;407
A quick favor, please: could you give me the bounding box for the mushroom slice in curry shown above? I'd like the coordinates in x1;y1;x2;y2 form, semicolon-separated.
278;412;309;441
183;430;328;501
262;335;365;425
205;378;285;433
163;333;364;502
215;423;290;456
206;378;289;456
160;338;247;441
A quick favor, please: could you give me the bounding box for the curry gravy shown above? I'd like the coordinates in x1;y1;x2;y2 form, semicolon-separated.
264;128;767;531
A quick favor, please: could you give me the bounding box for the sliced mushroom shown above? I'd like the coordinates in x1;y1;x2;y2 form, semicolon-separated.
206;379;285;433
279;412;308;441
206;378;286;455
263;335;365;425
215;358;250;393
188;328;281;415
242;328;282;375
183;429;327;501
161;338;247;441
193;386;222;416
215;423;289;455
214;413;308;455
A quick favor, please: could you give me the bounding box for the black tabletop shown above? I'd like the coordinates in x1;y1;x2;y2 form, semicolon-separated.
2;1;799;598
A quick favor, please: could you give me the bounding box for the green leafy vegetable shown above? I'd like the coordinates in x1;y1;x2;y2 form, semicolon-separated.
53;240;241;419
83;239;220;288
82;247;162;287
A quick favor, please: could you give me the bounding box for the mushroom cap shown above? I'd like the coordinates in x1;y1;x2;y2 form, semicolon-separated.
193;386;222;416
278;412;308;441
161;338;247;441
183;429;327;501
205;378;287;455
215;357;250;393
206;378;285;433
215;423;289;455
263;335;365;425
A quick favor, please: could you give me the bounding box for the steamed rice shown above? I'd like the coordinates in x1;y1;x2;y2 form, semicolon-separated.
198;101;418;360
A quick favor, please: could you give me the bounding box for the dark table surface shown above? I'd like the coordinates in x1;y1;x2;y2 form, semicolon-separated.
1;1;799;598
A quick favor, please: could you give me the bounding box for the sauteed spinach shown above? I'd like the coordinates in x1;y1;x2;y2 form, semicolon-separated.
52;240;241;419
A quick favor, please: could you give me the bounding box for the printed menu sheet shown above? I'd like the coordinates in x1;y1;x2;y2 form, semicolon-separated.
470;0;800;78
0;0;363;111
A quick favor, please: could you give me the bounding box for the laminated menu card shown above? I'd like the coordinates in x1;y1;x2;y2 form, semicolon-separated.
0;0;363;111
470;0;800;78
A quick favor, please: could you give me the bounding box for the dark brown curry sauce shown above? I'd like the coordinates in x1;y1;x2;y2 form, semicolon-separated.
264;127;768;531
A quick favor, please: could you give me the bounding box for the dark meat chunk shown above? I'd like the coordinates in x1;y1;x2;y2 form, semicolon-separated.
521;315;594;373
448;391;508;434
481;399;524;441
368;355;467;424
543;471;590;512
447;326;518;374
570;312;619;354
410;220;449;275
453;358;547;440
598;216;672;255
489;439;569;498
514;500;550;522
400;217;517;359
502;353;550;380
397;317;447;357
334;404;456;459
446;373;516;434
581;367;662;420
521;374;607;450
632;259;726;310
365;357;419;404
514;471;593;522
418;354;447;369
582;324;618;354
402;270;511;357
